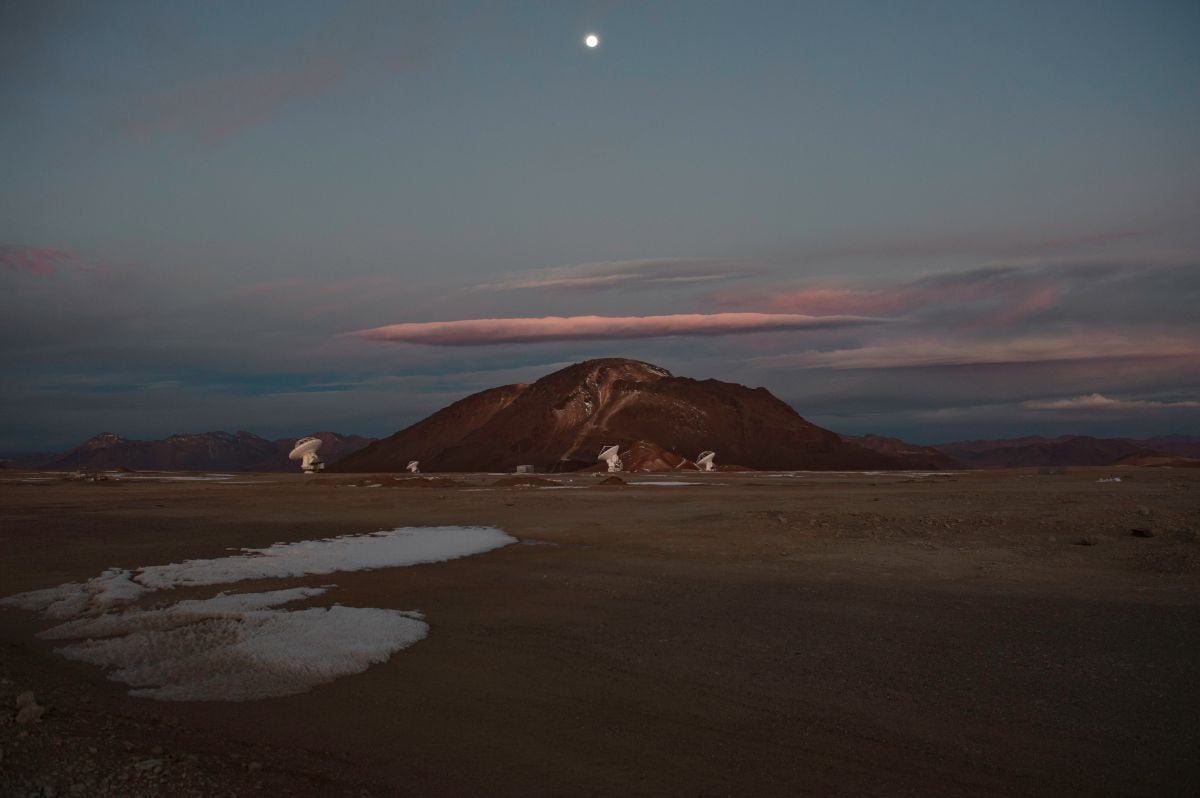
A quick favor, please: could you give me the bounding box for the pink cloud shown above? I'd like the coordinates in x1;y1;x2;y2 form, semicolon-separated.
478;273;639;292
1022;393;1200;411
711;266;1063;324
474;258;751;293
348;312;889;346
754;334;1200;370
0;245;75;276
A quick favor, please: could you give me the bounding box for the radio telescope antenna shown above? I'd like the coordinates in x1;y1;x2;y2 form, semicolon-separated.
598;445;622;473
406;460;420;474
288;437;324;474
696;451;716;472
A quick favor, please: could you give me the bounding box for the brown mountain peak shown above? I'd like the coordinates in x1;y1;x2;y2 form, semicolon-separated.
335;359;899;472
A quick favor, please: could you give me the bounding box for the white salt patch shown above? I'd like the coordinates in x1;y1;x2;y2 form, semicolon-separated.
2;568;147;619
3;527;517;701
2;526;515;618
134;526;515;593
105;473;238;482
42;587;428;701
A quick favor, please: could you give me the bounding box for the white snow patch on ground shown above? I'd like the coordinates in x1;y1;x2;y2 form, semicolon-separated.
40;587;429;701
1;526;516;700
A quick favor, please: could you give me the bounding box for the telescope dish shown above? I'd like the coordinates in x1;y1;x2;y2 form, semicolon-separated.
406;460;420;474
288;436;322;460
696;451;716;472
289;437;325;474
597;445;623;473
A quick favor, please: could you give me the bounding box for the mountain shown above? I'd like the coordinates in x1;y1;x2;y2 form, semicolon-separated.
931;435;1167;468
335;358;901;472
1128;435;1200;459
1112;453;1200;468
844;434;962;470
42;431;278;471
930;436;1051;458
39;431;374;472
328;384;527;473
0;451;59;469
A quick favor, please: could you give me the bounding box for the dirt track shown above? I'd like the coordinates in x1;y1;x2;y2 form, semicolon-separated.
2;468;1198;796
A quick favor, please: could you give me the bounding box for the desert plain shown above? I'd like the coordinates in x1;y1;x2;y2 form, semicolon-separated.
1;467;1198;797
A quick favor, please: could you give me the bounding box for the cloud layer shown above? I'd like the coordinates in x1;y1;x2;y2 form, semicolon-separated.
349;312;889;346
1023;393;1200;411
754;334;1200;371
474;258;752;293
0;245;75;275
710;263;1084;326
4;239;1198;450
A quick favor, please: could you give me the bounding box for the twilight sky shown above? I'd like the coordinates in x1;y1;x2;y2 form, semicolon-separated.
2;0;1198;451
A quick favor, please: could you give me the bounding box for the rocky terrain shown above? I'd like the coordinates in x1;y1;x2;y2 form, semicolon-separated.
336;358;901;473
1;467;1197;796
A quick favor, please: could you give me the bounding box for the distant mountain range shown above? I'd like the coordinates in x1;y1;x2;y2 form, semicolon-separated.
928;434;1200;469
842;434;962;470
2;360;1196;472
1;431;374;472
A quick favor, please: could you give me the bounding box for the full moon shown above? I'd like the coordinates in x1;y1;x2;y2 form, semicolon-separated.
584;33;599;48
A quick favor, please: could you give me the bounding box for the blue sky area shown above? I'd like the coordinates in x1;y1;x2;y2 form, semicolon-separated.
2;0;1198;450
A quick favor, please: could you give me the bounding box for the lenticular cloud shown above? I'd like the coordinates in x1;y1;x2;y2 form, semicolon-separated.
348;312;888;346
1;527;516;701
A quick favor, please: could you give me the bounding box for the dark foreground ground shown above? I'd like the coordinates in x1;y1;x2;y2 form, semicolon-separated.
1;467;1198;797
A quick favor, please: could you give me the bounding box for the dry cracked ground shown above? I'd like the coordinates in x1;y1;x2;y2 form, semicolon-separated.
1;467;1198;797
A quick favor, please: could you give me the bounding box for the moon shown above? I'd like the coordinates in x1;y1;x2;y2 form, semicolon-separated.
584;33;600;48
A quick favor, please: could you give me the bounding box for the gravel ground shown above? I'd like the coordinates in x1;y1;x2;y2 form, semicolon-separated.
2;467;1198;796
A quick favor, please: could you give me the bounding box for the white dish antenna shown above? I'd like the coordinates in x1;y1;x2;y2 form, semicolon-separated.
597;445;622;473
288;437;324;474
696;451;716;472
406;460;420;474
